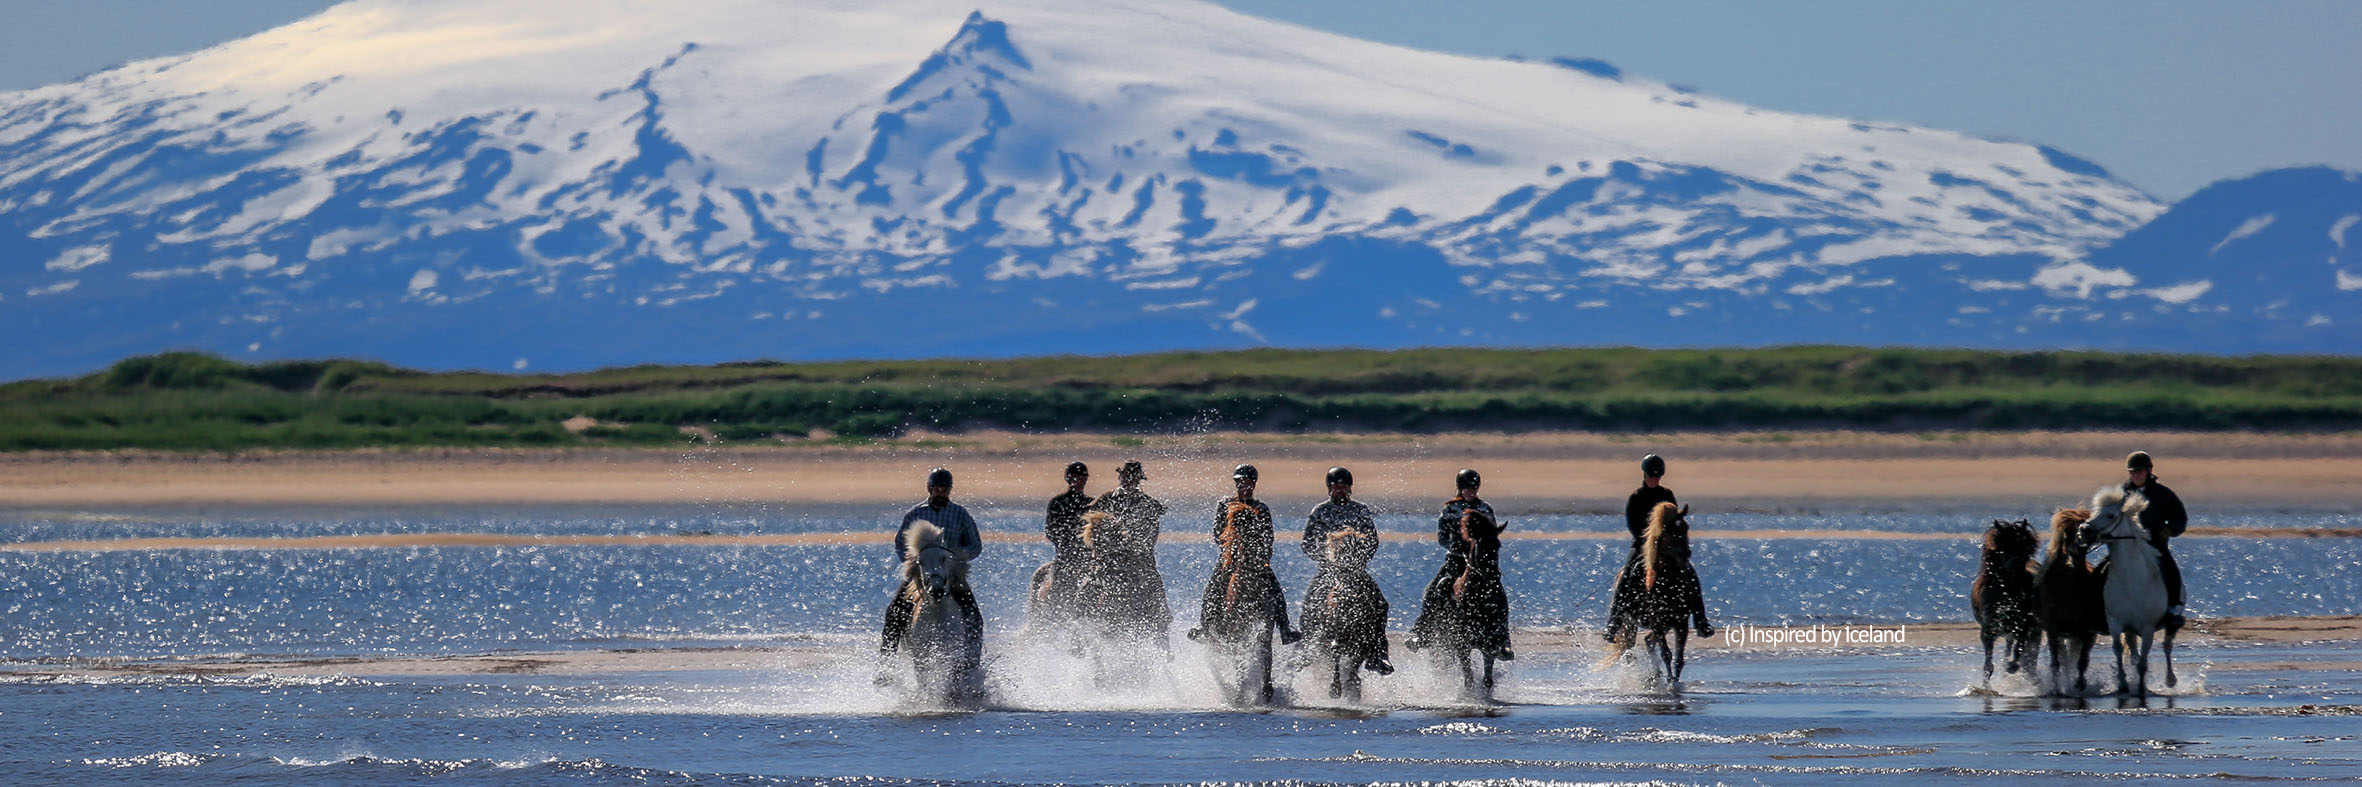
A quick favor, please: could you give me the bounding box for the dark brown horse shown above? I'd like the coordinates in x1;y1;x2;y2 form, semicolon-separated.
2035;507;2105;696
1430;506;1510;697
1602;502;1701;684
1198;502;1288;706
1300;529;1387;702
1970;518;2041;691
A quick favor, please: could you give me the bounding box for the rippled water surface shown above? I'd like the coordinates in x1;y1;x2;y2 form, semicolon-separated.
3;505;2359;784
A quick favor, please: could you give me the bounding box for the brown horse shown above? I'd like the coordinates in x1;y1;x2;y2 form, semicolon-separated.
1300;529;1388;702
2035;507;2105;696
1970;518;2041;691
1430;506;1511;697
1197;502;1289;706
1602;502;1700;684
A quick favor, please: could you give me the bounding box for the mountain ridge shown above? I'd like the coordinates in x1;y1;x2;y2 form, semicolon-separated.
1;0;2350;379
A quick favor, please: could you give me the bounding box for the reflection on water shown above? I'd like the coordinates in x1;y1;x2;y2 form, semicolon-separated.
2;509;2358;661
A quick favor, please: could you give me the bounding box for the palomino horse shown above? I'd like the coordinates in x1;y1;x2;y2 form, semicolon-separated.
896;520;982;705
1428;506;1511;698
1300;529;1388;702
2035;507;2105;696
1970;518;2041;690
2086;486;2173;695
1602;502;1701;685
1197;502;1289;706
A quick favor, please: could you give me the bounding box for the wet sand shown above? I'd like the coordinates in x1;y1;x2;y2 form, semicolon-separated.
20;615;2359;680
5;430;2359;513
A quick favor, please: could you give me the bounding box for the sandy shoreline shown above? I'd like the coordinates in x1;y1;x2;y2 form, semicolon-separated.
14;616;2355;680
5;430;2359;514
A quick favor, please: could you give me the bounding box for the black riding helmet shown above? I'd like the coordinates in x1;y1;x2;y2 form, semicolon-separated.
927;467;954;487
1231;464;1259;482
1640;454;1666;477
2125;451;2153;471
1064;461;1089;478
1326;466;1353;486
1456;468;1481;490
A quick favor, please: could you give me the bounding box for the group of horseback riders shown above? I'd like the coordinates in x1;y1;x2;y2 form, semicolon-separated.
876;454;1718;680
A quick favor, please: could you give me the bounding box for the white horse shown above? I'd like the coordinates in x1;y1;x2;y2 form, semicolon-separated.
2086;486;2169;696
896;520;982;706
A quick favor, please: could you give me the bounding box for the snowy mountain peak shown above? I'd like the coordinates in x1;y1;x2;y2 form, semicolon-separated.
1;0;2348;378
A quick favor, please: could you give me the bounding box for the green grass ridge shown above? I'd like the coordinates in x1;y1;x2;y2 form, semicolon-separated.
3;347;2359;451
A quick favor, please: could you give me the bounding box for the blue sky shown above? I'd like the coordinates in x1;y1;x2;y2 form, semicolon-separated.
2;0;2355;202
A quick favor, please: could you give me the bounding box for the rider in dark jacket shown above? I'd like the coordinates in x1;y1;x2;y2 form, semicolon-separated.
1188;464;1301;644
1606;454;1712;641
1040;461;1093;625
1301;466;1393;675
2122;451;2189;629
1407;468;1510;659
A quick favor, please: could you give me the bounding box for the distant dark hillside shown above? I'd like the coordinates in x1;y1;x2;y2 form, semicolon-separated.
4;348;2359;451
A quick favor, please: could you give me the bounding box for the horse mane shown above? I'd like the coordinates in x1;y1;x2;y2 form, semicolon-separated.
1641;501;1679;590
1079;510;1117;550
1217;502;1254;571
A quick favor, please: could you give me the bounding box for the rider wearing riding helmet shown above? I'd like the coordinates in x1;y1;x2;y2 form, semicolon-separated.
1605;454;1713;641
1406;468;1511;659
1302;465;1394;675
880;467;986;670
1040;461;1094;624
2122;451;2189;629
1187;463;1302;645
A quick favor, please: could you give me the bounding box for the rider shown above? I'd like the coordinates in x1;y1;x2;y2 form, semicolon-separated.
1187;463;1303;645
1406;468;1511;660
1605;454;1713;641
2122;451;2189;630
879;467;985;670
1302;465;1394;675
1040;461;1094;625
1087;459;1172;648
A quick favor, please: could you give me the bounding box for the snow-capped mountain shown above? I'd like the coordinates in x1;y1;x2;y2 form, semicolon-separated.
0;0;2345;378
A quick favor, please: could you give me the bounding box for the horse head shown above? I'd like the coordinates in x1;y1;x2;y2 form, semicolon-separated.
1079;510;1119;552
1218;503;1252;570
2084;486;2150;543
1323;529;1377;570
904;521;963;601
1986;518;2038;562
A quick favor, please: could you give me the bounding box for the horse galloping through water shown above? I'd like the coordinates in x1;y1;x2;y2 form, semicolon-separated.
1970;518;2042;691
2086;486;2173;695
2035;507;2105;696
1198;502;1288;706
1300;529;1388;702
1429;506;1511;698
896;520;982;706
1601;502;1702;685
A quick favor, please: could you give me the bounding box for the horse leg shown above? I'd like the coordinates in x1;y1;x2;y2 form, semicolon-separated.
2074;636;2093;697
1455;647;1475;695
2134;632;2153;697
2163;626;2177;689
1672;627;1689;683
2111;632;2130;696
1980;629;1996;689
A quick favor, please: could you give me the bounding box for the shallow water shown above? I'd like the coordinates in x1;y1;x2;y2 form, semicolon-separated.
2;510;2357;660
4;505;2360;784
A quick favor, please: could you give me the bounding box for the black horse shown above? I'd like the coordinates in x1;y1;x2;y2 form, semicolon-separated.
1424;506;1511;698
2035;507;2106;696
1196;502;1291;706
1970;518;2041;691
1300;529;1388;702
1602;502;1703;685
